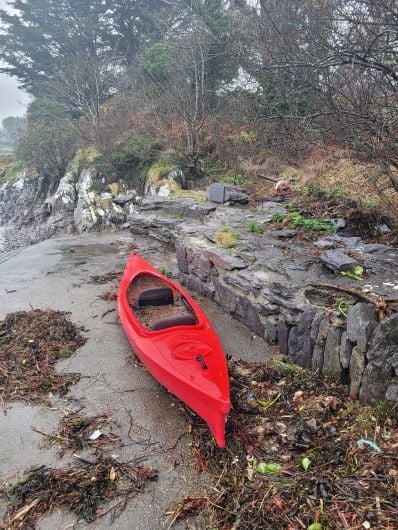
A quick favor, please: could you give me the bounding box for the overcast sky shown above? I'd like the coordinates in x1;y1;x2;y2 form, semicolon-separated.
0;0;31;123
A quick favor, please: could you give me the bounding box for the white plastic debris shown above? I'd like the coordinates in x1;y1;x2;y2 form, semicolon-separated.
89;429;103;441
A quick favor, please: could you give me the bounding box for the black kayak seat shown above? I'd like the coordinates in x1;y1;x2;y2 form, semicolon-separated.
138;287;174;307
151;315;197;331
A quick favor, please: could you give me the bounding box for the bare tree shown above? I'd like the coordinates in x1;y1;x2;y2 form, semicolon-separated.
236;0;398;192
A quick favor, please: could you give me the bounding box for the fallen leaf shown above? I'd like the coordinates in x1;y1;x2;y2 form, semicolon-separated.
255;462;281;475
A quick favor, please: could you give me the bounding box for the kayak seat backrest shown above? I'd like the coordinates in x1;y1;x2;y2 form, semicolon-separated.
138;287;174;307
151;315;197;331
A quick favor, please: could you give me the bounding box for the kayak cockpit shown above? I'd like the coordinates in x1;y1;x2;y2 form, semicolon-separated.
127;274;198;331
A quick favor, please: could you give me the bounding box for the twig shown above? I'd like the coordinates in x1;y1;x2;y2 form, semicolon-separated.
72;453;96;465
31;426;69;442
257;173;278;183
309;283;378;304
101;308;116;318
86;371;104;388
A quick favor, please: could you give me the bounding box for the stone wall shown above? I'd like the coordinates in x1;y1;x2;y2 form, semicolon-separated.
128;196;398;403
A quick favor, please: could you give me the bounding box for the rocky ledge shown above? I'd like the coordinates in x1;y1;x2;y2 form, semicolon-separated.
128;195;398;403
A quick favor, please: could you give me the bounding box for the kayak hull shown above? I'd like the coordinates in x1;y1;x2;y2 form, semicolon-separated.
118;252;230;447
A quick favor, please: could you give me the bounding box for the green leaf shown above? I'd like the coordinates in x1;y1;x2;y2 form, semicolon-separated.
308;524;322;530
255;462;281;475
301;457;311;471
353;265;364;277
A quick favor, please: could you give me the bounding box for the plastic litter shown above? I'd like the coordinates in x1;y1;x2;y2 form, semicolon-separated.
89;429;103;441
357;439;382;453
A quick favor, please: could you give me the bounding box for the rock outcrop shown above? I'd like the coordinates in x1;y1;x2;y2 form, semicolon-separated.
127;195;398;404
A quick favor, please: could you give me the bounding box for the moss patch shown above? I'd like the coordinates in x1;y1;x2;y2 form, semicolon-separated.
69;147;101;175
146;161;175;184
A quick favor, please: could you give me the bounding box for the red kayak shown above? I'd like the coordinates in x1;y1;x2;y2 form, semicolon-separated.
118;252;230;448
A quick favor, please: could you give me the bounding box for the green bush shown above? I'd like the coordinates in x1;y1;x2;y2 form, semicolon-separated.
144;43;176;81
272;211;337;233
247;221;265;234
219;174;245;185
112;132;154;172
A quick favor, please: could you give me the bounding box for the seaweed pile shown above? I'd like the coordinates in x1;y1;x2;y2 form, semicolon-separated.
0;309;85;404
176;359;398;529
89;271;121;284
1;459;158;529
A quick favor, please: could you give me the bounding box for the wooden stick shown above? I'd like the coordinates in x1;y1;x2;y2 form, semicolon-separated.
257;173;278;183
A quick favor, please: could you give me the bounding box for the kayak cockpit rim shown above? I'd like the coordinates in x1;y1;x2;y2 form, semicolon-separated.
121;270;205;334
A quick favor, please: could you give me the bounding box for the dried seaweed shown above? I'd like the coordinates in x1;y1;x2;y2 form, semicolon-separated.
34;412;121;456
179;359;398;529
0;309;85;404
89;271;121;284
98;290;118;302
1;458;158;529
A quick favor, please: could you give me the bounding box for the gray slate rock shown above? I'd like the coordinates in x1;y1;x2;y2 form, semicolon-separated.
213;278;237;313
176;240;189;273
322;326;343;377
331;218;346;230
312;317;330;371
320;250;358;272
203;249;246;270
359;314;398;402
349;346;367;398
184;203;216;221
271;229;297;239
339;331;354;369
278;319;292;356
288;309;317;368
346;303;378;353
207;184;249;205
113;194;135;205
385;380;398;401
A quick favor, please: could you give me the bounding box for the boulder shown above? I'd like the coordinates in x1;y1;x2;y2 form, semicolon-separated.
52;171;77;213
320;250;358;272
